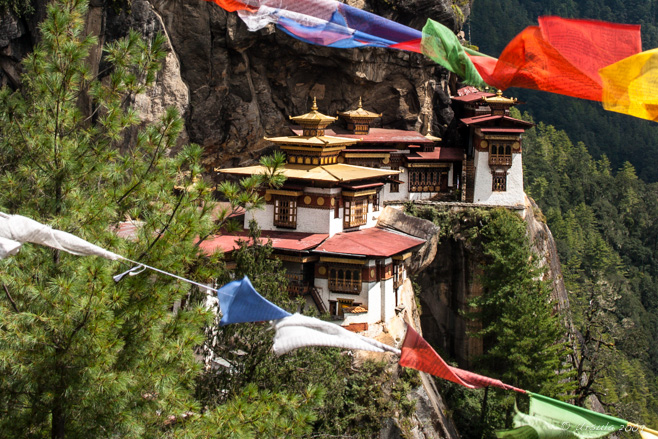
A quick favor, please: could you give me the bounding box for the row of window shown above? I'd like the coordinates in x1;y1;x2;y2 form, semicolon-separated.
273;194;379;229
326;263;405;293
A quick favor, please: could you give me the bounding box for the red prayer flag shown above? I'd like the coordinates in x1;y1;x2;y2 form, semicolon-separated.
204;0;255;13
470;17;641;102
400;326;524;392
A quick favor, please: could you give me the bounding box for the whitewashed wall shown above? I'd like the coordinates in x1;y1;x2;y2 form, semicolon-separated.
472;150;525;207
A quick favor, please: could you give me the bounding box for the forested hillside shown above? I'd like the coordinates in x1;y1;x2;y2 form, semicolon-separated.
519;107;658;427
469;0;658;182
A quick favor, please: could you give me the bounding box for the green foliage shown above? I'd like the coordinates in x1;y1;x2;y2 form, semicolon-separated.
0;0;227;436
520;111;658;426
165;384;325;438
471;209;571;397
406;206;572;437
0;0;33;17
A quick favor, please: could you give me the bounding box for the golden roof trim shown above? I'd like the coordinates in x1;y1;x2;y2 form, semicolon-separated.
289;97;338;124
483;90;517;105
320;256;366;265
266;135;359;146
265;189;304;197
338;96;382;119
342;189;378;197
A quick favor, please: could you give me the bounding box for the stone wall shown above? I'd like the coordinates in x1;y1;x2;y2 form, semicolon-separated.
0;0;467;170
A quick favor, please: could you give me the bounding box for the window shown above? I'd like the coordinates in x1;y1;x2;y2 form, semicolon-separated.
489;143;512;166
408;168;444;192
492;170;507;192
372;191;380;211
274;196;297;228
343;197;368;228
390;181;400;193
329;266;362;293
393;261;405;290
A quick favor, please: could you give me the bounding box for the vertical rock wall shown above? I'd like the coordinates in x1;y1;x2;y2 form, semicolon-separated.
1;0;467;169
413;199;572;369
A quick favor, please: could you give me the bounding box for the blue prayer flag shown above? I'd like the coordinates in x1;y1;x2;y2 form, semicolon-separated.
217;276;291;325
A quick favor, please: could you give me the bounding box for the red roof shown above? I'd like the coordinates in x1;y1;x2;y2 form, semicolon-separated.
460;114;533;127
407;147;464;162
451;91;496;103
480;128;526;134
199;230;329;255
290;127;433;144
314;227;425;258
457;86;481;96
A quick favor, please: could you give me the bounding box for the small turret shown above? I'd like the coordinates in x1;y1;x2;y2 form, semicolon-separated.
338;97;382;135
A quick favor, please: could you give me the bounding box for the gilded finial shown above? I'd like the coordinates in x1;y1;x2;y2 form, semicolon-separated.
358;96;363;109
311;97;318;111
496;89;503;97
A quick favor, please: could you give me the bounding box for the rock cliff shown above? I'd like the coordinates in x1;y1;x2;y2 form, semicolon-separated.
412;197;572;369
0;0;468;169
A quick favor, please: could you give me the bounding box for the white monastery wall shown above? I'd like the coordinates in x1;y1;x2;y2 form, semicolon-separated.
472;150;525;207
245;204;274;230
295;207;333;234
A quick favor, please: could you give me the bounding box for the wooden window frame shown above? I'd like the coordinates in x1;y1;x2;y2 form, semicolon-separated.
372;190;380;212
489;143;513;166
343;196;368;228
492;170;507;192
409;168;444;192
328;266;362;294
273;196;297;228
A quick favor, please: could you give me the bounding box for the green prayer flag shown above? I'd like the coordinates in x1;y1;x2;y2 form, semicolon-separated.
420;19;488;88
528;392;627;438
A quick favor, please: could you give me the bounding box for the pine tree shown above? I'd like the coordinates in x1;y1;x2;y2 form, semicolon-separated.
0;0;224;436
471;209;570;395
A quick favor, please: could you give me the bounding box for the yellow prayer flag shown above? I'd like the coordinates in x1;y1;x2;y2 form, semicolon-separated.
640;430;658;439
600;48;658;122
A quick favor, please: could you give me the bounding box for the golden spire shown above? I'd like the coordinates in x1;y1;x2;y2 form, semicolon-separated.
289;96;337;136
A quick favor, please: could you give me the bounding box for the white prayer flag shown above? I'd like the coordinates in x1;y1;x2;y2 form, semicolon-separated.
0;236;22;259
0;213;119;260
272;313;401;356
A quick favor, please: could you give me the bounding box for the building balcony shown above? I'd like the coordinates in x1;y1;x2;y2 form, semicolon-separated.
328;279;362;294
287;280;311;296
489;156;512;166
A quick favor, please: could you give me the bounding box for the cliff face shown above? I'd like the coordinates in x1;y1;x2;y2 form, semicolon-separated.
0;0;468;169
413;198;572;368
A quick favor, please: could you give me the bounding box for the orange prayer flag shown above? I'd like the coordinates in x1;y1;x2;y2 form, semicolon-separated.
204;0;255;13
399;326;523;391
489;25;604;101
537;17;641;85
400;325;476;387
469;17;641;102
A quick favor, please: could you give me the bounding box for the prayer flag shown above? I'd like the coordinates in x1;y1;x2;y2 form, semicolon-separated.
272;313;401;355
0;213;119;260
600;49;658;122
472;17;641;102
399;326;520;391
217;276;291;325
237;0;422;51
528;392;627;437
421;19;488;88
498;393;627;439
0;236;21;259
